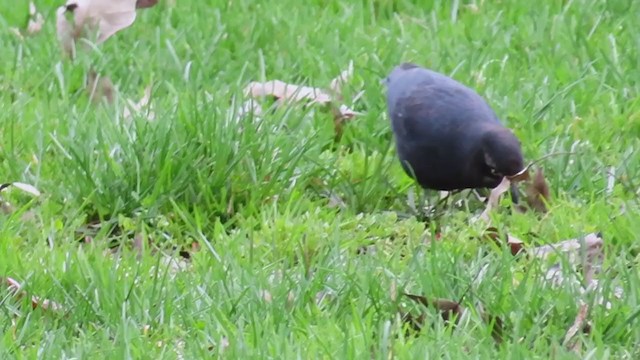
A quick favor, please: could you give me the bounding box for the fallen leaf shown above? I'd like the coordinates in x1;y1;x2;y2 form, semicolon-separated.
159;253;191;277
1;201;14;214
123;84;155;121
478;177;512;222
9;27;25;40
86;70;115;103
56;5;79;57
530;232;603;262
56;0;156;57
136;0;158;8
506;233;525;255
0;182;41;197
259;290;273;304
464;3;480;13
524;167;550;212
563;302;590;353
390;279;397;302
481;226;501;242
133;232;145;259
606;166;615;196
244;80;332;104
534;232;605;290
27;2;45;35
534;233;620;309
328;60;354;95
242;63;363;132
217;337;230;354
2;277;64;312
403;293;464;326
479;227;525;255
236;99;263;119
479;307;506;344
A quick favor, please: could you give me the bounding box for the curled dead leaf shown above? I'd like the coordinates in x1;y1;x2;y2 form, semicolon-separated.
530;232;603;261
524;167;550;213
403;293;464;327
328;60;354;96
56;0;155;57
0;182;41;197
136;0;158;8
506;233;525;255
123;84;155;121
478;176;512;223
478;304;506;344
606;166;615;196
244;80;332;104
563;302;590;351
259;290;273;304
242;63;363;139
479;227;525;256
3;277;64;312
86;70;115;103
27;2;45;35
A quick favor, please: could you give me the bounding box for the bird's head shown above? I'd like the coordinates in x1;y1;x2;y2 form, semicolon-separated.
481;127;525;180
383;62;420;86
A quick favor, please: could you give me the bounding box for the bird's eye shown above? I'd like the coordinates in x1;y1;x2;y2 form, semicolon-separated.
490;168;499;176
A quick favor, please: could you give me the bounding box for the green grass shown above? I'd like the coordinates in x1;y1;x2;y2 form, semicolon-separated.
1;0;640;358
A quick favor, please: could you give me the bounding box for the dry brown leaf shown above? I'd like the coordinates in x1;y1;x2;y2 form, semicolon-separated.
533;232;604;291
259;290;273;304
9;27;25;40
56;0;157;57
478;304;506;344
478;177;512;223
606;166;615;196
0;182;41;197
563;302;590;353
123;84;155;121
133;232;145;259
159;254;191;277
530;232;603;262
242;63;363;124
136;0;158;8
403;293;464;326
86;70;115;103
236;99;263;119
524;167;550;212
56;6;79;57
328;60;354;96
1;201;14;214
27;2;45;35
3;277;64;312
464;3;480;13
506;233;525;255
480;227;525;255
533;233;621;308
389;279;398;302
244;80;333;104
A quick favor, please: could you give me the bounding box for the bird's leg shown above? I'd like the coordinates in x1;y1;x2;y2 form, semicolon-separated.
417;187;431;221
509;182;520;204
428;190;462;219
409;187;439;223
472;189;488;203
435;190;453;209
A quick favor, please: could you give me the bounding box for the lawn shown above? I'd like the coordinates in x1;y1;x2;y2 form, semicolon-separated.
1;0;639;358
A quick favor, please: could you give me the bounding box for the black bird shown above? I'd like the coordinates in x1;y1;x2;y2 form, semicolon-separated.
385;63;525;193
